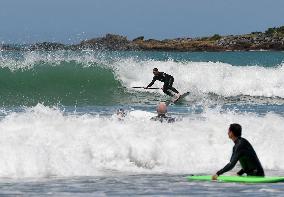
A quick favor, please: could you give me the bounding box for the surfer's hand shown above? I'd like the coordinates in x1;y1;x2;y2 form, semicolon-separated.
212;174;218;180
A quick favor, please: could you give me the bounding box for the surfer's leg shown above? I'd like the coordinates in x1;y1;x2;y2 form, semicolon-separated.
168;77;179;94
169;87;179;94
164;90;174;96
163;83;174;96
247;169;265;177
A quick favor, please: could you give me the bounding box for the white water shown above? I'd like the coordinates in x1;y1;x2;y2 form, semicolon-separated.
0;51;103;70
114;59;284;98
0;104;283;178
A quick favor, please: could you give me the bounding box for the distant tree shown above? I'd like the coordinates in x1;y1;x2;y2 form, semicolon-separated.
198;36;209;41
277;26;284;33
265;27;277;35
210;34;222;41
265;26;284;36
251;31;262;35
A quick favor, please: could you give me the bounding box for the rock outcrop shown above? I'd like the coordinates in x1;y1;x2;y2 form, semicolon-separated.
1;26;284;52
78;34;130;50
28;42;66;51
74;26;284;51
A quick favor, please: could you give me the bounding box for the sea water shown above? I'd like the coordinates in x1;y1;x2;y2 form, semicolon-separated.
0;50;284;196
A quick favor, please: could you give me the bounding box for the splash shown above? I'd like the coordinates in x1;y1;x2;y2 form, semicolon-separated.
1;51;284;106
114;58;284;98
0;104;283;178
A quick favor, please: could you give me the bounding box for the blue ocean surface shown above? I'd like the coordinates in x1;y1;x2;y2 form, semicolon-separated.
0;50;284;196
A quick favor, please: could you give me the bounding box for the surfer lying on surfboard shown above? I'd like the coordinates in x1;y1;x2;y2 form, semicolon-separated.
144;68;180;101
212;123;264;180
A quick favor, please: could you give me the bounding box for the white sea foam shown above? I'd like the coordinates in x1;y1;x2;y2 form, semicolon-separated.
0;51;103;70
0;104;283;178
114;59;284;98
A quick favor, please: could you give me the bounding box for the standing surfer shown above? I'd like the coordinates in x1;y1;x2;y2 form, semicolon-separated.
145;68;180;101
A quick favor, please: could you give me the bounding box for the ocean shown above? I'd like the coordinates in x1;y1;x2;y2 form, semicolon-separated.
0;50;284;196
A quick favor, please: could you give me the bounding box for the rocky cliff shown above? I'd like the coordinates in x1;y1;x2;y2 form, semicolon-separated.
1;26;284;51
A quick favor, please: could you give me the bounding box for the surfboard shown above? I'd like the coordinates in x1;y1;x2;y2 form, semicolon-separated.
164;92;190;106
172;92;190;103
187;175;284;183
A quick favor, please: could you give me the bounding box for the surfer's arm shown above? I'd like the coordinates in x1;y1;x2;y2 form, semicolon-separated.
150;116;158;121
237;169;245;176
146;77;157;88
216;149;240;176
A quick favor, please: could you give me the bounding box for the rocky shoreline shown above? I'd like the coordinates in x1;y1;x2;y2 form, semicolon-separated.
1;26;284;52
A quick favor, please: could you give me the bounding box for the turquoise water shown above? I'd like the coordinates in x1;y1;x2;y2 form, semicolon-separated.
0;50;284;196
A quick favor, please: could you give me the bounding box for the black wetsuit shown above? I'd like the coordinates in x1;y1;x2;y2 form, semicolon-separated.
147;72;179;96
217;137;264;176
150;114;175;123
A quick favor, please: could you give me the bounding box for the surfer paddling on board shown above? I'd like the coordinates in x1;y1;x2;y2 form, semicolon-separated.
212;123;264;180
145;68;180;101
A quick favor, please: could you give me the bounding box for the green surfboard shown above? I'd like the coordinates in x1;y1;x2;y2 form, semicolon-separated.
187;175;284;183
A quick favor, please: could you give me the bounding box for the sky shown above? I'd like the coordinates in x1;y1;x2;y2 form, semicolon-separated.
0;0;284;44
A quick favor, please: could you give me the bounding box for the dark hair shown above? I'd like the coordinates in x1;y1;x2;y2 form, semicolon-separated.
153;68;158;71
229;123;242;137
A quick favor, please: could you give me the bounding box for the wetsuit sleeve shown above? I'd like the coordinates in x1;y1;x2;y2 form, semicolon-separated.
147;76;157;88
150;116;157;121
166;117;175;123
216;147;240;176
237;169;245;176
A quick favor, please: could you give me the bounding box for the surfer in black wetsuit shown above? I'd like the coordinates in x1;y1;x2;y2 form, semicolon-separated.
145;68;180;99
150;102;175;123
212;123;264;180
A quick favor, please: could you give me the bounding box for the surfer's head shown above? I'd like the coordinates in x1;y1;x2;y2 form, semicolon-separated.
228;123;242;138
153;68;159;75
116;108;126;120
156;102;167;115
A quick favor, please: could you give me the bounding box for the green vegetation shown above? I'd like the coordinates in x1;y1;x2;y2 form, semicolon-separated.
251;31;262;35
198;34;221;41
210;34;222;41
265;26;284;37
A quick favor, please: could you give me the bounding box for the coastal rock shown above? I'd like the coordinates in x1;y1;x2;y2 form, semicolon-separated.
132;36;144;42
29;42;66;51
79;34;130;50
0;44;19;51
2;25;284;51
